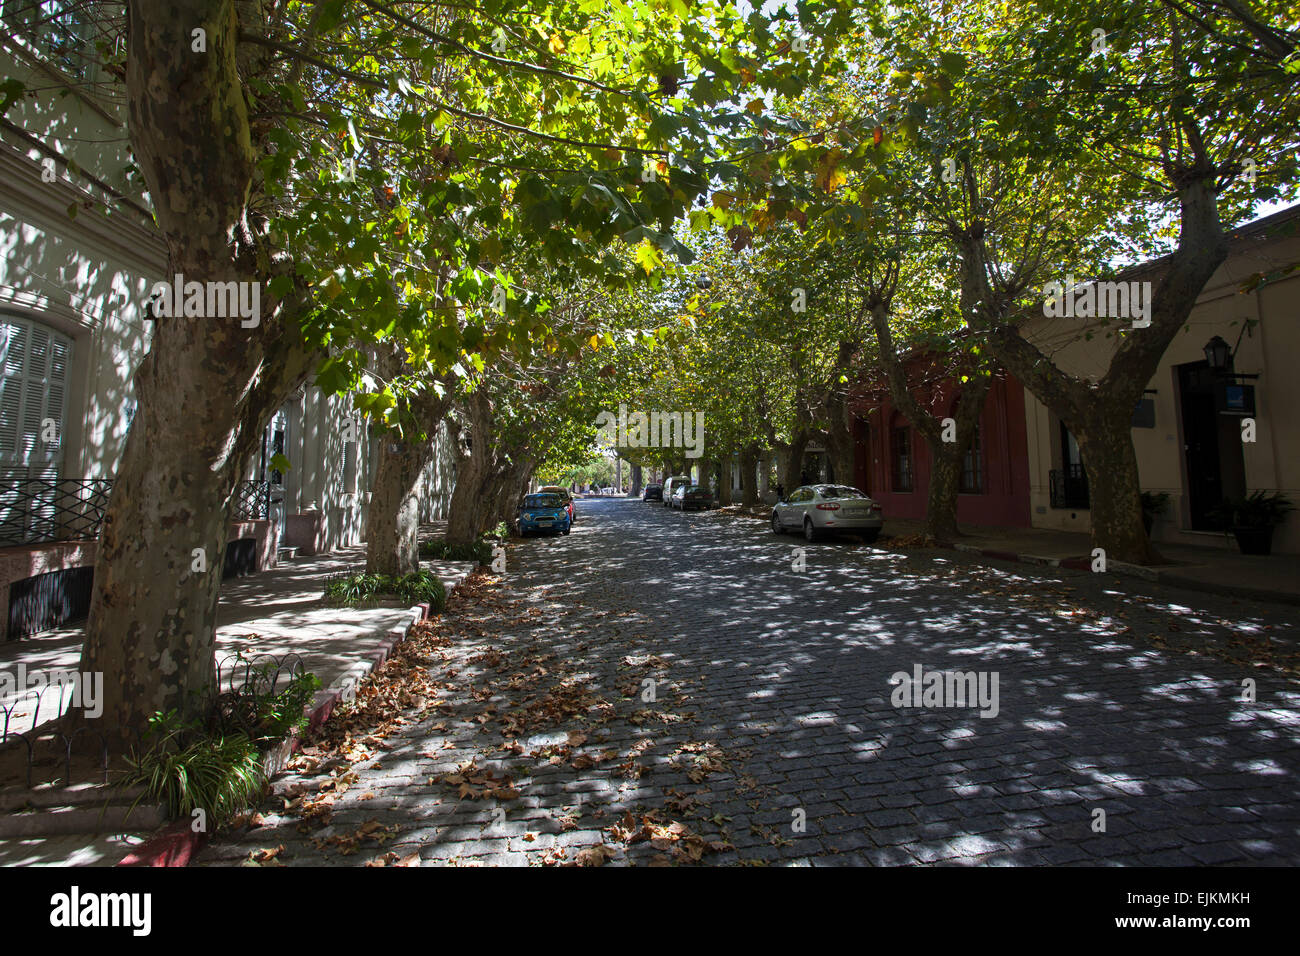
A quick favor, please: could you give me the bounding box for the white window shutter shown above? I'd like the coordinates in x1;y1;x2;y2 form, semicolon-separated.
0;315;73;478
0;321;26;465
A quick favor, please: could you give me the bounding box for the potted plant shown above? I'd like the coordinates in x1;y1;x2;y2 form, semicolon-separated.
1140;491;1170;536
1210;491;1295;556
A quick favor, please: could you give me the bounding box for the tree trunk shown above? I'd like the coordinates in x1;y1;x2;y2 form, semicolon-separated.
715;457;733;505
781;431;809;491
446;392;495;545
982;177;1226;564
1073;405;1160;565
823;400;856;488
739;445;758;506
363;367;452;576
78;0;317;745
488;456;534;528
917;374;992;544
630;463;642;496
446;453;488;544
365;436;433;576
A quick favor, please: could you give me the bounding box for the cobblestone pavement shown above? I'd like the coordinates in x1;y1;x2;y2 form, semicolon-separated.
199;498;1300;866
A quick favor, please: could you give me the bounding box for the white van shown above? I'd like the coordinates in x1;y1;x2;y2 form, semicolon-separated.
661;475;693;507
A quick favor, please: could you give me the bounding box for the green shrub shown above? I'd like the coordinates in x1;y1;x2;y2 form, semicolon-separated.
122;711;267;827
392;569;447;607
324;568;447;611
254;671;322;739
212;658;322;740
419;537;493;566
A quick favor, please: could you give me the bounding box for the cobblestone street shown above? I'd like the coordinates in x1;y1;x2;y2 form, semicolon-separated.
199;498;1300;866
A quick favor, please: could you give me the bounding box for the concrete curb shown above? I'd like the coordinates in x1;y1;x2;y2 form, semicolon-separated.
115;575;477;867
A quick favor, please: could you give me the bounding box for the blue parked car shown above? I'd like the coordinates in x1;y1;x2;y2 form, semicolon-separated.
517;492;572;537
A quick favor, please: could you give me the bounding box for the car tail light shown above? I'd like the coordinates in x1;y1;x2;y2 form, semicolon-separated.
816;503;840;510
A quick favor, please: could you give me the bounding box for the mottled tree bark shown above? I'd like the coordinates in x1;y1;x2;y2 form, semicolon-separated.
363;361;452;576
924;379;991;544
79;0;318;745
445;393;493;545
1071;404;1151;567
823;405;857;489
365;437;433;577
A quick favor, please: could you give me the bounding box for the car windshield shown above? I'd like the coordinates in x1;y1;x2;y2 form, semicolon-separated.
686;486;706;493
523;495;562;508
818;486;867;500
541;487;569;498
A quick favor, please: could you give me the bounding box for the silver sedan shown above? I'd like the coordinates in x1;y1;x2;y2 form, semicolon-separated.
771;484;884;542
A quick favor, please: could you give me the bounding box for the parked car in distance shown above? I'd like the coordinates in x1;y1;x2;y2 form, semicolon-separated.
771;484;883;542
670;484;713;511
643;483;663;502
518;492;572;536
539;485;576;524
660;475;693;507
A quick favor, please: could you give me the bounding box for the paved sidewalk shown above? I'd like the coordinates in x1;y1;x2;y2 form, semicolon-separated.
0;546;475;866
0;547;475;743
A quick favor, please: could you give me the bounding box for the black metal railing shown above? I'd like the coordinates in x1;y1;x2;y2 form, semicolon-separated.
232;480;270;521
1049;464;1090;509
0;478;271;546
0;478;114;547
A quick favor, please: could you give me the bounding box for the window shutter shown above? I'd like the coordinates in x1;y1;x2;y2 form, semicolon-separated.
0;315;73;478
0;321;27;467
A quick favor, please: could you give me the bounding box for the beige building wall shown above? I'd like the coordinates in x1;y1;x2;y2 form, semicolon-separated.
1021;209;1300;554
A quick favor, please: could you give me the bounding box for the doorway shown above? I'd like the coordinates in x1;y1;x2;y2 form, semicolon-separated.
1177;360;1246;530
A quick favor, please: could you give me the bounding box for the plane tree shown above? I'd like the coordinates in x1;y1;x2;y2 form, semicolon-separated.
870;0;1300;563
58;0;862;742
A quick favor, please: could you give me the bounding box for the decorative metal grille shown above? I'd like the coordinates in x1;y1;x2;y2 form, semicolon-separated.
232;480;270;521
0;478;113;546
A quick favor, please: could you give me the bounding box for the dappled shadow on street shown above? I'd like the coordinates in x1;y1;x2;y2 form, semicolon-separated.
491;498;1300;864
199;498;1299;866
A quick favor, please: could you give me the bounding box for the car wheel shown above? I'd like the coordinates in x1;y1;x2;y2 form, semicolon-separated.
861;529;880;544
562;527;570;535
803;518;820;542
771;511;783;534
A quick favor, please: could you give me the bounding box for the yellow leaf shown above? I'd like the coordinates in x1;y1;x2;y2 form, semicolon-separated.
548;33;566;55
589;334;600;350
816;148;846;194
